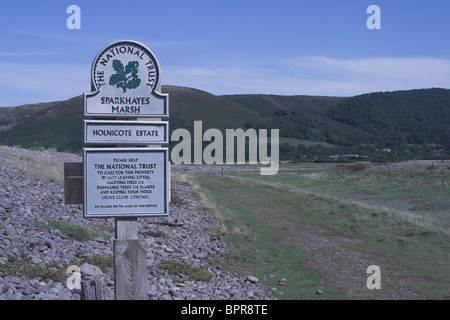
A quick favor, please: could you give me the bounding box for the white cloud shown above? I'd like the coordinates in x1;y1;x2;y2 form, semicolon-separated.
2;55;450;107
284;56;450;80
13;30;109;45
164;56;450;96
279;56;450;94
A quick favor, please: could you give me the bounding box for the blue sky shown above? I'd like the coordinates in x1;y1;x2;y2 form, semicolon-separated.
1;0;450;106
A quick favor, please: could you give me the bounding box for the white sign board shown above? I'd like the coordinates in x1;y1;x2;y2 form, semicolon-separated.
84;120;168;145
84;40;169;118
83;148;169;218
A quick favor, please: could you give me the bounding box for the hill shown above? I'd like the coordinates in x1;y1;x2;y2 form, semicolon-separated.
0;86;267;154
222;89;450;160
0;86;449;160
224;94;376;145
165;85;264;132
0;96;84;153
326;88;450;147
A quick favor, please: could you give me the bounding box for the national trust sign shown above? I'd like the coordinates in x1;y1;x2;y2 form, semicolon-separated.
84;40;169;118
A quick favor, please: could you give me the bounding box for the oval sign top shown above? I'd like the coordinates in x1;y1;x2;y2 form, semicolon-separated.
84;40;168;118
92;40;160;93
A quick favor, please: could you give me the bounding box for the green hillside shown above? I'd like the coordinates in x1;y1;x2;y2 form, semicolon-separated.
163;85;264;133
0;86;449;161
222;93;376;145
222;94;345;115
222;89;450;160
326;88;450;147
0;96;84;152
0;100;62;127
0;86;267;155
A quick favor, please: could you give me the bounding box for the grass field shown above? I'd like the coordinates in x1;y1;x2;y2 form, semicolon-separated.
177;160;450;299
2;144;448;299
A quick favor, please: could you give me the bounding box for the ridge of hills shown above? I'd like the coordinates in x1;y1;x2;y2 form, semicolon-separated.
0;85;449;161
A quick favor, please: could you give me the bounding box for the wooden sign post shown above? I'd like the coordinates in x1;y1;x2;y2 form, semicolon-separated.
81;40;169;300
114;218;148;300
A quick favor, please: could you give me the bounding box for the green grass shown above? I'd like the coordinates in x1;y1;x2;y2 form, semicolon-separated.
191;174;339;299
0;256;67;283
230;162;450;234
0;254;114;282
184;161;450;299
37;220;110;242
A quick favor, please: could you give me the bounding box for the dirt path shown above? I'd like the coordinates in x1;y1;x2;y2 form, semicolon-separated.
196;173;423;300
277;221;421;299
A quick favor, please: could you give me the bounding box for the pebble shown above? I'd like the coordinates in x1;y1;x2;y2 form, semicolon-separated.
80;263;104;280
246;276;259;284
0;146;271;300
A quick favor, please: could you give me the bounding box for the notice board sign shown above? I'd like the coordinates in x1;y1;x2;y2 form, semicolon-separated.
83;147;169;218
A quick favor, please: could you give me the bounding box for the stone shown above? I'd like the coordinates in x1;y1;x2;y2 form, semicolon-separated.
34;285;50;294
148;290;159;298
4;292;22;300
39;293;60;300
0;147;272;301
246;276;259;284
23;287;34;295
80;263;104;279
169;287;180;296
194;253;206;259
0;284;8;294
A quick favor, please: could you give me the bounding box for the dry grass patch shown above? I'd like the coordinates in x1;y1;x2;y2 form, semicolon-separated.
0;145;74;184
159;260;212;282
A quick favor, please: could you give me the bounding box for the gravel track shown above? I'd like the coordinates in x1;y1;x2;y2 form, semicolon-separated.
0;146;269;300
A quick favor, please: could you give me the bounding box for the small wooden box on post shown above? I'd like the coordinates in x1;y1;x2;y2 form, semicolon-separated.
68;40;170;300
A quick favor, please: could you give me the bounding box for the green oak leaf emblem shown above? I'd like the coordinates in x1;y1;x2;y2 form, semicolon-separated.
109;59;141;92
